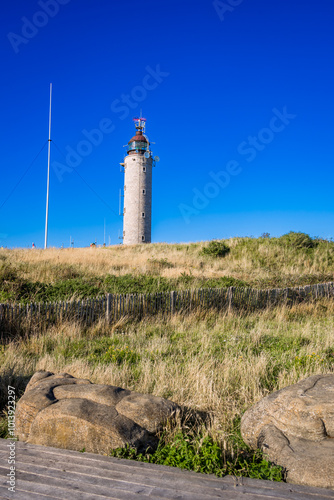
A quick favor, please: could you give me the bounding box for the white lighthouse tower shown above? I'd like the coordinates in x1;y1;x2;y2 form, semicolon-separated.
122;117;157;245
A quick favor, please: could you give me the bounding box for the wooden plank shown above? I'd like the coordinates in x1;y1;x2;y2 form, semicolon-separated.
0;482;58;500
11;449;226;489
1;458;330;500
1;447;231;489
1;440;334;499
0;474;167;500
0;465;222;500
1;462;333;500
0;440;249;485
0;474;123;500
223;475;334;497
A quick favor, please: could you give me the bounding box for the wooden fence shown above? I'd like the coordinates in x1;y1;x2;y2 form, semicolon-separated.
0;282;333;333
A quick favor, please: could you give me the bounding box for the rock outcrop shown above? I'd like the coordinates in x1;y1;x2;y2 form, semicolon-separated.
16;371;179;455
241;374;334;489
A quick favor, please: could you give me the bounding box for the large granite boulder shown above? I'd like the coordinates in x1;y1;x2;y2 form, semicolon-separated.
16;371;179;455
241;374;334;489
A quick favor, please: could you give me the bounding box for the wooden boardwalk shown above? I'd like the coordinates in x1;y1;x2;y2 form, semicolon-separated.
0;440;334;499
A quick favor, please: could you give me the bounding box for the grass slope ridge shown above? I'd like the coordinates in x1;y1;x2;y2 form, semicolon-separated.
0;233;333;303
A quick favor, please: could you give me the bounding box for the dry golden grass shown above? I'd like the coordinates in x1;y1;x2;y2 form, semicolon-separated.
1;244;219;281
1;299;333;442
1;237;333;289
1;237;332;477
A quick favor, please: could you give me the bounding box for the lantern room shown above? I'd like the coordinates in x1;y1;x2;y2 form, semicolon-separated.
127;117;150;155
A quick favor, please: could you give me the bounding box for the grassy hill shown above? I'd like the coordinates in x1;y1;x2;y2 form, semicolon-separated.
0;233;333;303
0;233;333;480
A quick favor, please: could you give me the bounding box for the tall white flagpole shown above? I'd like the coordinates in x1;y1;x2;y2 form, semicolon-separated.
44;83;52;249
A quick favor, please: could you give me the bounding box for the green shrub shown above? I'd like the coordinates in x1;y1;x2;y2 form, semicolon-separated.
201;240;230;258
110;431;284;481
279;232;315;249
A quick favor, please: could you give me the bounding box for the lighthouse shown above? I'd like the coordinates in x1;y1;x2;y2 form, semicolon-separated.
122;117;158;245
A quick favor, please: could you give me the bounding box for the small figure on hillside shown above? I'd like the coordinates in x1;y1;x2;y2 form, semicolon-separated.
32;242;35;249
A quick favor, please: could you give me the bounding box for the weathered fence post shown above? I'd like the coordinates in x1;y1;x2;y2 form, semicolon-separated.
304;285;311;302
1;282;333;328
106;294;111;323
227;287;234;312
330;282;334;298
171;291;176;315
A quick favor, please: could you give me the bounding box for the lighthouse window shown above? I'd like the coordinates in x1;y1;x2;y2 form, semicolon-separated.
143;167;146;172
142;212;145;218
142;189;146;195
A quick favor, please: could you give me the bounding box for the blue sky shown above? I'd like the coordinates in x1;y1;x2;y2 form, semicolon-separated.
1;0;333;248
